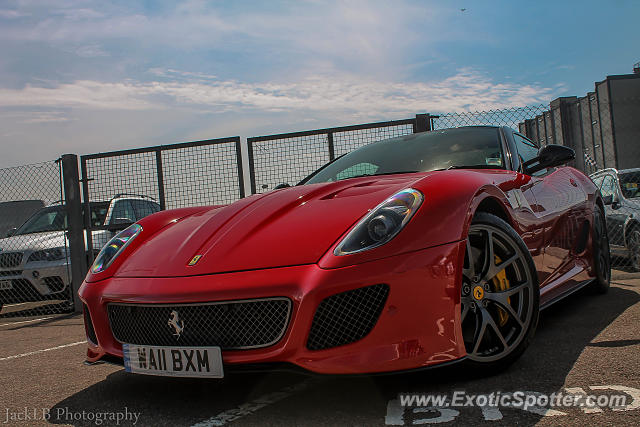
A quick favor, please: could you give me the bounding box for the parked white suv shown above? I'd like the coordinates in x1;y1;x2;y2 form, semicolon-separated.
0;195;160;308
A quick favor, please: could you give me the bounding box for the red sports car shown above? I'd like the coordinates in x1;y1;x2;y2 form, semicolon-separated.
79;126;610;378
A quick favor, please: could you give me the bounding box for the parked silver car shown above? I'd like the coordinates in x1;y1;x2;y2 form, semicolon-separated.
590;168;640;270
0;195;160;308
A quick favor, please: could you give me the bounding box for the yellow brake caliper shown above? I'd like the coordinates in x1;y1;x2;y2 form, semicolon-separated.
492;255;511;326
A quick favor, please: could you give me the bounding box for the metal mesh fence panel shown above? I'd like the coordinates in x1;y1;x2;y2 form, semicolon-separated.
161;143;242;209
0;161;74;318
248;119;416;194
333;123;415;157
248;133;330;194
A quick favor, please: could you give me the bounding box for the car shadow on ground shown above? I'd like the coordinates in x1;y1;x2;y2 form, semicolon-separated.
49;285;639;426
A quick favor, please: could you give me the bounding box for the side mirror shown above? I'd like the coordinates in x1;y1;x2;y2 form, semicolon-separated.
611;193;621;209
273;183;291;190
5;227;17;238
523;145;575;175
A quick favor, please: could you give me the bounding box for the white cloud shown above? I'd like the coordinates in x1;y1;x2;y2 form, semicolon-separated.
0;69;561;118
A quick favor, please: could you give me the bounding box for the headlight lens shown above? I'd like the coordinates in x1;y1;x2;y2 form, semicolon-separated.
334;188;423;256
91;224;142;273
28;247;68;262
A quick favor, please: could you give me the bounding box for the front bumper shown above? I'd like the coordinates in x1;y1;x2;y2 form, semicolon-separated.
79;241;466;375
0;260;71;303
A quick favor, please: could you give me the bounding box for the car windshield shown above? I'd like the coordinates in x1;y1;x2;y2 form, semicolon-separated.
619;171;640;199
303;127;504;185
14;202;110;235
14;206;67;235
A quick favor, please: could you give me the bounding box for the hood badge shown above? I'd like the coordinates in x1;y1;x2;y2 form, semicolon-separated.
188;255;203;266
168;310;185;339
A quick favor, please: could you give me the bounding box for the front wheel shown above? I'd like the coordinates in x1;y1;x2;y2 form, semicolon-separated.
460;212;540;371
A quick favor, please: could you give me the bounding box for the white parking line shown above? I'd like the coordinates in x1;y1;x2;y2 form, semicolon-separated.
191;379;314;427
0;341;85;362
0;316;54;327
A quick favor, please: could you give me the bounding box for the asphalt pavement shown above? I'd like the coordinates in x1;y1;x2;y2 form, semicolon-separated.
0;272;638;426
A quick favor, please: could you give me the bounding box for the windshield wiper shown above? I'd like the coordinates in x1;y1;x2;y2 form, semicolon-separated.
445;165;502;170
339;170;419;181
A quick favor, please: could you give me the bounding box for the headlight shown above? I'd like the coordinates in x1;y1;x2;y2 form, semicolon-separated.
28;247;68;262
334;188;423;256
91;224;142;273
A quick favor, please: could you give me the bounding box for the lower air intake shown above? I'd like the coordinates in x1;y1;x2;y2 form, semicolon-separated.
307;284;389;351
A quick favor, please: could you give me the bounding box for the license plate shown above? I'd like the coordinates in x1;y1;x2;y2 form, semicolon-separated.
122;344;224;378
0;280;12;290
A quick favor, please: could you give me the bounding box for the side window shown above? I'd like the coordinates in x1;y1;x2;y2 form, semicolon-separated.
131;200;160;220
591;175;604;189
600;176;616;198
110;200;135;224
513;134;539;166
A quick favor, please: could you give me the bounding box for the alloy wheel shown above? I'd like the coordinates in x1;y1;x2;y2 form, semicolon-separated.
461;223;535;362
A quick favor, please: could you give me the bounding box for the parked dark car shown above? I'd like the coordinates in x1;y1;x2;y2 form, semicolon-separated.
590;168;640;270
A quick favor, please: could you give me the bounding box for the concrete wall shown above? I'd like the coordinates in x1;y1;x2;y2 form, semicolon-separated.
609;76;640;170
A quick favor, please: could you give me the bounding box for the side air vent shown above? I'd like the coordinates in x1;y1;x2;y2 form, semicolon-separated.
307;284;389;351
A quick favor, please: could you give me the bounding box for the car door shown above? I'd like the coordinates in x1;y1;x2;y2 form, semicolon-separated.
511;134;584;289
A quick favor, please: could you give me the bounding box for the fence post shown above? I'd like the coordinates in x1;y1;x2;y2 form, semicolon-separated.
155;150;166;210
414;114;431;133
327;132;336;161
247;139;257;194
61;154;87;313
235;139;246;198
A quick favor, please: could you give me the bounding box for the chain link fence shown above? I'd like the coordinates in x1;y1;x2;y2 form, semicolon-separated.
0;161;74;318
433;105;547;130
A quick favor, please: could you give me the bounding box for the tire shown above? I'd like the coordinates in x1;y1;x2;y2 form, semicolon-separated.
460;212;540;372
627;227;640;272
589;206;611;293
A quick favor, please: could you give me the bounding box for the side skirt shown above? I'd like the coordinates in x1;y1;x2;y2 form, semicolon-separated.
540;279;595;310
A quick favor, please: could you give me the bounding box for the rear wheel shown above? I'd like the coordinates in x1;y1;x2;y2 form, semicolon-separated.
461;212;539;371
589;207;611;293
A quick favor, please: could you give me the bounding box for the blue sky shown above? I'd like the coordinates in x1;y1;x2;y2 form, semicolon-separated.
0;0;638;167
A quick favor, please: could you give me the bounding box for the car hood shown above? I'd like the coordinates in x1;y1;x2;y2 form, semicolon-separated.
0;231;67;252
624;198;640;210
116;174;426;277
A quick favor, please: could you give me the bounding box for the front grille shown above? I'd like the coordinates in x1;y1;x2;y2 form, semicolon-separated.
108;298;291;350
0;252;23;269
0;279;41;303
307;284;389;351
43;276;65;293
84;304;98;345
0;270;21;277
